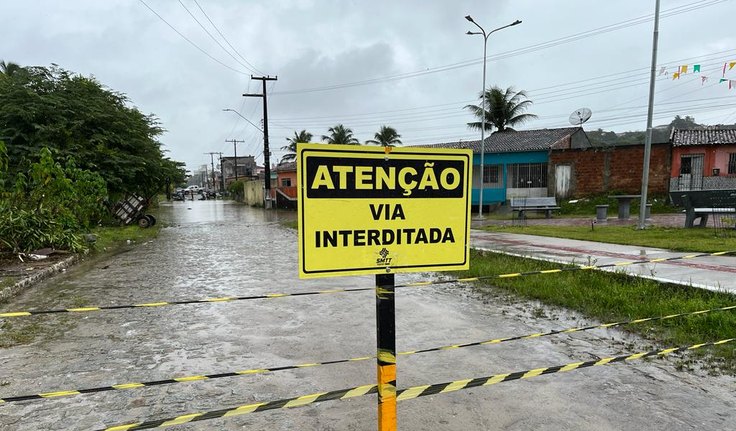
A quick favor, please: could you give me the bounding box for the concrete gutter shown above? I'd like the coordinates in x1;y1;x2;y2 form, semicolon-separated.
0;255;79;302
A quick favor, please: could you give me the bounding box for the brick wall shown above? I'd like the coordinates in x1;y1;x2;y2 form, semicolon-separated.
549;143;671;197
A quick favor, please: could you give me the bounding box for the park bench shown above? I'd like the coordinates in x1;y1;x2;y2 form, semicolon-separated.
510;196;560;219
669;190;736;228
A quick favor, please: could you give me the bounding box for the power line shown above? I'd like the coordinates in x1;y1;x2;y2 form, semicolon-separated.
192;0;265;75
178;0;259;74
269;49;736;125
138;0;249;75
270;0;726;96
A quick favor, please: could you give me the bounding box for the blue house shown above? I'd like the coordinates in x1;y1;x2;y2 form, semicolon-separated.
421;127;592;208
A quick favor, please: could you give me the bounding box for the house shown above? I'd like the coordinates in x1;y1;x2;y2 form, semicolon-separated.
550;139;671;198
221;155;257;186
272;162;297;209
421;127;592;207
669;126;736;191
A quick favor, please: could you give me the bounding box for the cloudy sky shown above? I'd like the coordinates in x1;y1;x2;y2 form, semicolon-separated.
3;0;735;173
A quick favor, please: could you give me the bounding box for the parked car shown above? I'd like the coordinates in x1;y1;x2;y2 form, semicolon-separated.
186;185;201;193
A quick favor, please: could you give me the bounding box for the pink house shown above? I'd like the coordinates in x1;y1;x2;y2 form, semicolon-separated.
670;126;736;191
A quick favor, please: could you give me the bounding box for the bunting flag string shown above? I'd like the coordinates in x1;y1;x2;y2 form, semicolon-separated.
660;59;735;91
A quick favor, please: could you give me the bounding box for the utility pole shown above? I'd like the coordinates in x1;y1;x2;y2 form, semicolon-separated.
244;75;277;208
225;139;245;182
205;152;222;192
219;154;225;192
638;0;660;230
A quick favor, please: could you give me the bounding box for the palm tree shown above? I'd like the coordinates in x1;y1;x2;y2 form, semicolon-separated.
322;124;360;145
465;86;537;132
0;60;23;78
280;130;313;163
366;126;402;147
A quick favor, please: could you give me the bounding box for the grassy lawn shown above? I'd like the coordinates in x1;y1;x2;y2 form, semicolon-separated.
458;250;736;373
482;224;736;253
90;224;161;252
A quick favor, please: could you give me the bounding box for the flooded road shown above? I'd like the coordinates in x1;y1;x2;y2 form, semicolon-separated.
0;200;734;430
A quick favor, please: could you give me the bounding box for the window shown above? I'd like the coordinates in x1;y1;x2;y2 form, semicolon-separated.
483;165;501;187
507;163;548;188
729;153;736;175
680;157;692;175
281;178;292;187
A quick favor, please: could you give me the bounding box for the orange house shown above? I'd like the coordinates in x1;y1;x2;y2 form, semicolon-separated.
670;126;736;191
273;162;297;209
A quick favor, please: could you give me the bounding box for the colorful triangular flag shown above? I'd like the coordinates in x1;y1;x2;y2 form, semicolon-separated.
658;66;667;76
693;64;701;72
730;62;736;70
731;79;736;90
701;76;708;85
680;65;688;74
672;72;680;80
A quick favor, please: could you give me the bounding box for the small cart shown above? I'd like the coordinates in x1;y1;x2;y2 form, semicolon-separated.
111;194;157;228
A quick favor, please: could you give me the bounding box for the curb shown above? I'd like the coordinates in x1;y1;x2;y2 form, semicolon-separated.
0;255;79;303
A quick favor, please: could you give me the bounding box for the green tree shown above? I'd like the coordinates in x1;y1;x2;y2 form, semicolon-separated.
0;63;178;198
465;86;537;132
281;130;313;163
322;124;360;145
366;125;402;147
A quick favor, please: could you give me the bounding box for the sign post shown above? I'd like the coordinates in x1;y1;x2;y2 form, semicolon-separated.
375;273;396;430
297;144;472;430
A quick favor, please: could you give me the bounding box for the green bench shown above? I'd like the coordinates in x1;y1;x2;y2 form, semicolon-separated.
669;190;736;228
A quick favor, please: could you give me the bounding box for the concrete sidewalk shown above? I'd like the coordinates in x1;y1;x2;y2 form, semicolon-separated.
470;230;736;294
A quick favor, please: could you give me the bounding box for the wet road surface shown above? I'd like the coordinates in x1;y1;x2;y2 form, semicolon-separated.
0;200;734;430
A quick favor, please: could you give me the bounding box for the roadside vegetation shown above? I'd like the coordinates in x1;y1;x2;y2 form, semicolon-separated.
0;61;186;254
460;250;736;374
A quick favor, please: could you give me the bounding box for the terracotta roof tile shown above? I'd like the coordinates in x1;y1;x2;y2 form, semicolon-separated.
416;127;583;153
671;126;736;147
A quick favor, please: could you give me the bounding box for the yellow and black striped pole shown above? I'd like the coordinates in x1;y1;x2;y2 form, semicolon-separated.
376;274;397;431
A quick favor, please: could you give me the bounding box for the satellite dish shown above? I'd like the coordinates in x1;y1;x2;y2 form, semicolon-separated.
569;108;592;126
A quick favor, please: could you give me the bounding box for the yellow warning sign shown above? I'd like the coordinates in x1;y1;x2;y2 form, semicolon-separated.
297;143;472;278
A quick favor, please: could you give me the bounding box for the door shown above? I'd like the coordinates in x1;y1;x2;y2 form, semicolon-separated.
679;154;704;190
555;165;571;198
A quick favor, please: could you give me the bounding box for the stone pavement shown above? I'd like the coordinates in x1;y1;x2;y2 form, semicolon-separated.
470;213;736;294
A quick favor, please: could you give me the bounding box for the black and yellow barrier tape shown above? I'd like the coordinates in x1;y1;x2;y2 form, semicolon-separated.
4;304;734;405
0;287;374;318
0;250;731;319
97;338;735;430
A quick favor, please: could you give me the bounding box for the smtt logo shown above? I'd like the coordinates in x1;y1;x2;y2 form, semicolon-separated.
376;248;392;266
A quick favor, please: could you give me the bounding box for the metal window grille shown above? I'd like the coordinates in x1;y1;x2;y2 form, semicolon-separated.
508;163;548;188
483;165;501;187
729;153;736;175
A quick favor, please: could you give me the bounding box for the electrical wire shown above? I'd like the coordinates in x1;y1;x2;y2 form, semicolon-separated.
193;0;266;75
138;0;250;75
270;0;727;96
178;0;259;74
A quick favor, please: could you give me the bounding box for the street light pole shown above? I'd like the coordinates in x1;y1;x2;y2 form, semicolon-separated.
465;16;521;219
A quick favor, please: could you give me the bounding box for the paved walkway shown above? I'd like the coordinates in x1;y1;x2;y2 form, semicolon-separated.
470;214;736;294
